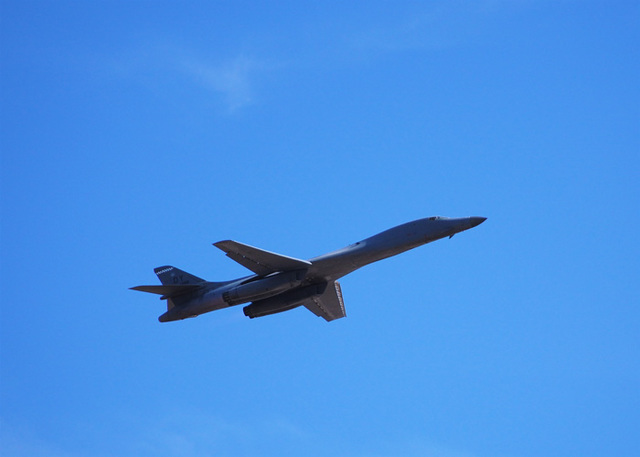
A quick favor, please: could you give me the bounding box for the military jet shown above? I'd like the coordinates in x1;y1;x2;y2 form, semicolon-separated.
132;216;486;322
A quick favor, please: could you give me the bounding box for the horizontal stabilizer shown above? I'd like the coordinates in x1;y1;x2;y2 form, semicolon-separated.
303;281;346;322
130;284;201;297
213;240;311;276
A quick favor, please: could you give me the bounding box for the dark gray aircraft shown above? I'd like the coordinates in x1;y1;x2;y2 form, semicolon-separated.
132;216;486;322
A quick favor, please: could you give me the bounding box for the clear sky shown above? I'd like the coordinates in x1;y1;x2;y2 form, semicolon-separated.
1;1;638;456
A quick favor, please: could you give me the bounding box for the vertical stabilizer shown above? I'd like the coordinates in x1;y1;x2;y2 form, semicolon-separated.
154;266;205;285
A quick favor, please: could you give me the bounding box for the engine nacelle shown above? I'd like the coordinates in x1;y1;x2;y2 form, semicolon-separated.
243;282;327;319
222;270;306;305
243;301;301;319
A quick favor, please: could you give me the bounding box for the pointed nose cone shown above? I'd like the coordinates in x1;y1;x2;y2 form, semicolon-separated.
447;216;487;238
469;216;487;228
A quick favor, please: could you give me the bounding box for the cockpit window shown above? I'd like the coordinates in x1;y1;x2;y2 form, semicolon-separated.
428;216;443;220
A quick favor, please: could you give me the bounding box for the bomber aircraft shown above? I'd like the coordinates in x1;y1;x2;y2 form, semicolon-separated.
132;216;486;322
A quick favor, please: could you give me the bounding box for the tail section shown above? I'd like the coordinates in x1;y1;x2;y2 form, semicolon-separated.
151;266;206;311
132;266;231;319
154;266;205;285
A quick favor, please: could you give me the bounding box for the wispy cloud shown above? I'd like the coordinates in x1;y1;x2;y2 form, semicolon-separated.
2;413;497;457
0;411;309;457
364;438;481;457
349;0;536;54
131;409;314;457
180;54;261;113
110;43;267;114
0;420;75;457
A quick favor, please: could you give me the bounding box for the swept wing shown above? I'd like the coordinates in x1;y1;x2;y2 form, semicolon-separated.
303;281;346;322
213;240;311;275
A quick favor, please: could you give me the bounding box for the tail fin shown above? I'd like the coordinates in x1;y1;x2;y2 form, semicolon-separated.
154;266;205;285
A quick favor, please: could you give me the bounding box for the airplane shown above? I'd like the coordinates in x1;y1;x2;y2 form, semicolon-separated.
131;216;486;322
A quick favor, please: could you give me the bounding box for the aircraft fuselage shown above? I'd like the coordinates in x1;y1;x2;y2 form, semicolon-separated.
133;216;486;322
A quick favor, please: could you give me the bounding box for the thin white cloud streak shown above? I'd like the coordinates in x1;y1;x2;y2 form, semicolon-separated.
353;438;480;457
123;409;312;457
2;412;506;457
180;54;260;113
0;412;308;457
348;0;540;54
0;420;75;457
110;44;266;114
104;1;547;115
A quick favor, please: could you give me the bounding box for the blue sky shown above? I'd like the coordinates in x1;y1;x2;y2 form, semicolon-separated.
1;1;638;456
